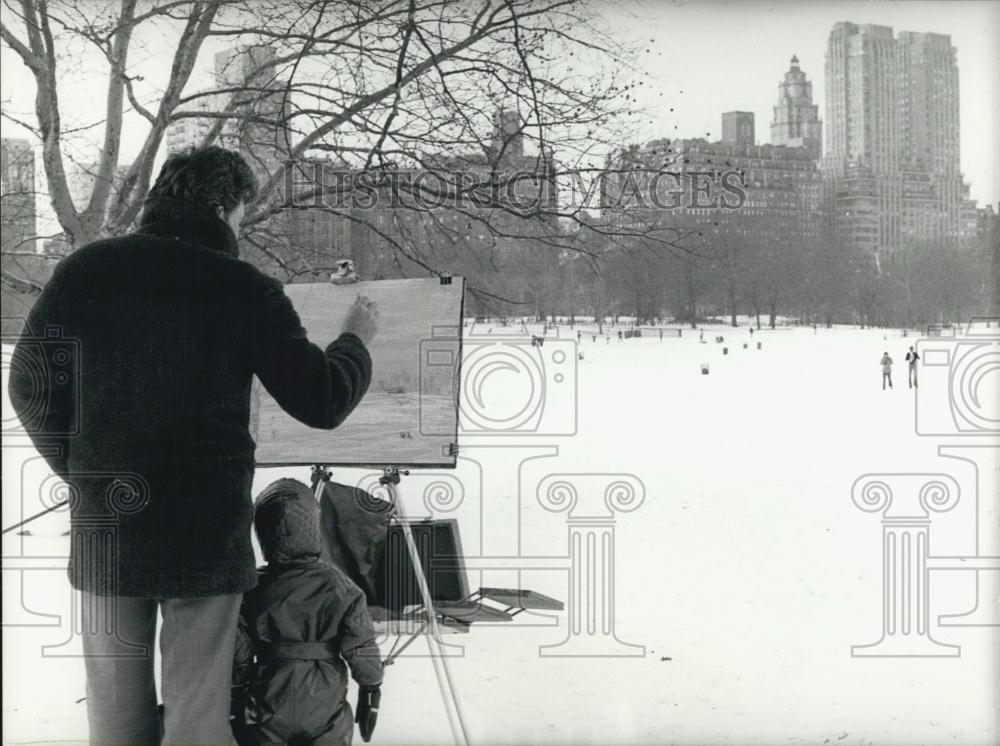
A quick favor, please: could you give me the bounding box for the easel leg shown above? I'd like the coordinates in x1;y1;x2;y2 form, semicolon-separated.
382;474;472;746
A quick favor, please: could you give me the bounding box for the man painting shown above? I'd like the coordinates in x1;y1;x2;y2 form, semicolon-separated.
8;147;378;744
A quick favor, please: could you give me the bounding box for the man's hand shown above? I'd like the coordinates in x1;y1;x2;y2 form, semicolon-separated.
342;295;378;347
355;684;381;742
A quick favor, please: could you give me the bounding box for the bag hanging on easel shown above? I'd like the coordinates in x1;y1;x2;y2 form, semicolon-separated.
316;481;394;605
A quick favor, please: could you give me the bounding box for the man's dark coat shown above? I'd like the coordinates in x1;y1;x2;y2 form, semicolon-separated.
7;196;372;597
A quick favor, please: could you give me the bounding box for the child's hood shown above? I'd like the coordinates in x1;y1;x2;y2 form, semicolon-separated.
254;478;322;563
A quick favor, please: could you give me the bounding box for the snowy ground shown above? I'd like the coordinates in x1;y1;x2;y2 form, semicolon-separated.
3;323;999;746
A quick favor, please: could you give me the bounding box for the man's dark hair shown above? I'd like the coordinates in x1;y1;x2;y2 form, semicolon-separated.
148;146;258;213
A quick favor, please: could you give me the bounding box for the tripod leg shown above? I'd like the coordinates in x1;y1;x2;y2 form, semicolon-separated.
384;480;471;746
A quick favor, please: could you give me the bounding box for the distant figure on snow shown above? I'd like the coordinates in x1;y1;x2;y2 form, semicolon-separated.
880;352;894;390
905;346;920;388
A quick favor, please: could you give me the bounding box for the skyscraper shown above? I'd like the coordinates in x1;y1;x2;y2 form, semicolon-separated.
491;108;524;158
67;161;133;212
1;138;36;254
214;45;277;90
166;45;287;173
770;56;822;158
216;45;288;179
1;138;52;335
897;31;963;223
164;46;300;279
165;93;238;154
822;22;972;257
721;111;755;148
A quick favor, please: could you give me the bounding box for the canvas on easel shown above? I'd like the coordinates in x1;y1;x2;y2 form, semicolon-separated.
251;277;464;468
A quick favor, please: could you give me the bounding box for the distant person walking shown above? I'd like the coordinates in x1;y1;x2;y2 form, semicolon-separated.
905;346;920;388
881;352;894;390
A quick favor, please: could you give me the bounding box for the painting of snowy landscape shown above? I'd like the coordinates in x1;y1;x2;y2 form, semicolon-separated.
251;278;464;467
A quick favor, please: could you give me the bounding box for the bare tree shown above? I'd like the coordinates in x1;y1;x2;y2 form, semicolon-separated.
2;0;657;311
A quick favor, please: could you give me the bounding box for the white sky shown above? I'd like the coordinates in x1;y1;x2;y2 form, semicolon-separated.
614;0;1000;206
2;0;998;232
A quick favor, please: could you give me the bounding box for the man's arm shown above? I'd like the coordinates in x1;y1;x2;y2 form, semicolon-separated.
7;269;74;477
251;278;373;430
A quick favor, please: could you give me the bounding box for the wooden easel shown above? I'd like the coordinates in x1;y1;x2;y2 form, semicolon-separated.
313;465;471;746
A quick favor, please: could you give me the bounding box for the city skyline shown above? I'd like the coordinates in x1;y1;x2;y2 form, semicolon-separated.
0;1;997;242
605;1;998;207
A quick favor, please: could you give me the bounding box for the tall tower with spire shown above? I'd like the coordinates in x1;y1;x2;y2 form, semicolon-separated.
491;108;524;160
770;55;822;158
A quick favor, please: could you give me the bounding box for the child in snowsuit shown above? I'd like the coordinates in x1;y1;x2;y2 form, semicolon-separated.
232;479;383;746
880;352;894;390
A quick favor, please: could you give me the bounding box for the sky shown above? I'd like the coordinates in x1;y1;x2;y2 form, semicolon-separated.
612;0;1000;206
2;0;999;233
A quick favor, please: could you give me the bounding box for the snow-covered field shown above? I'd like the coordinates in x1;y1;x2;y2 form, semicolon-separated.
3;323;998;746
